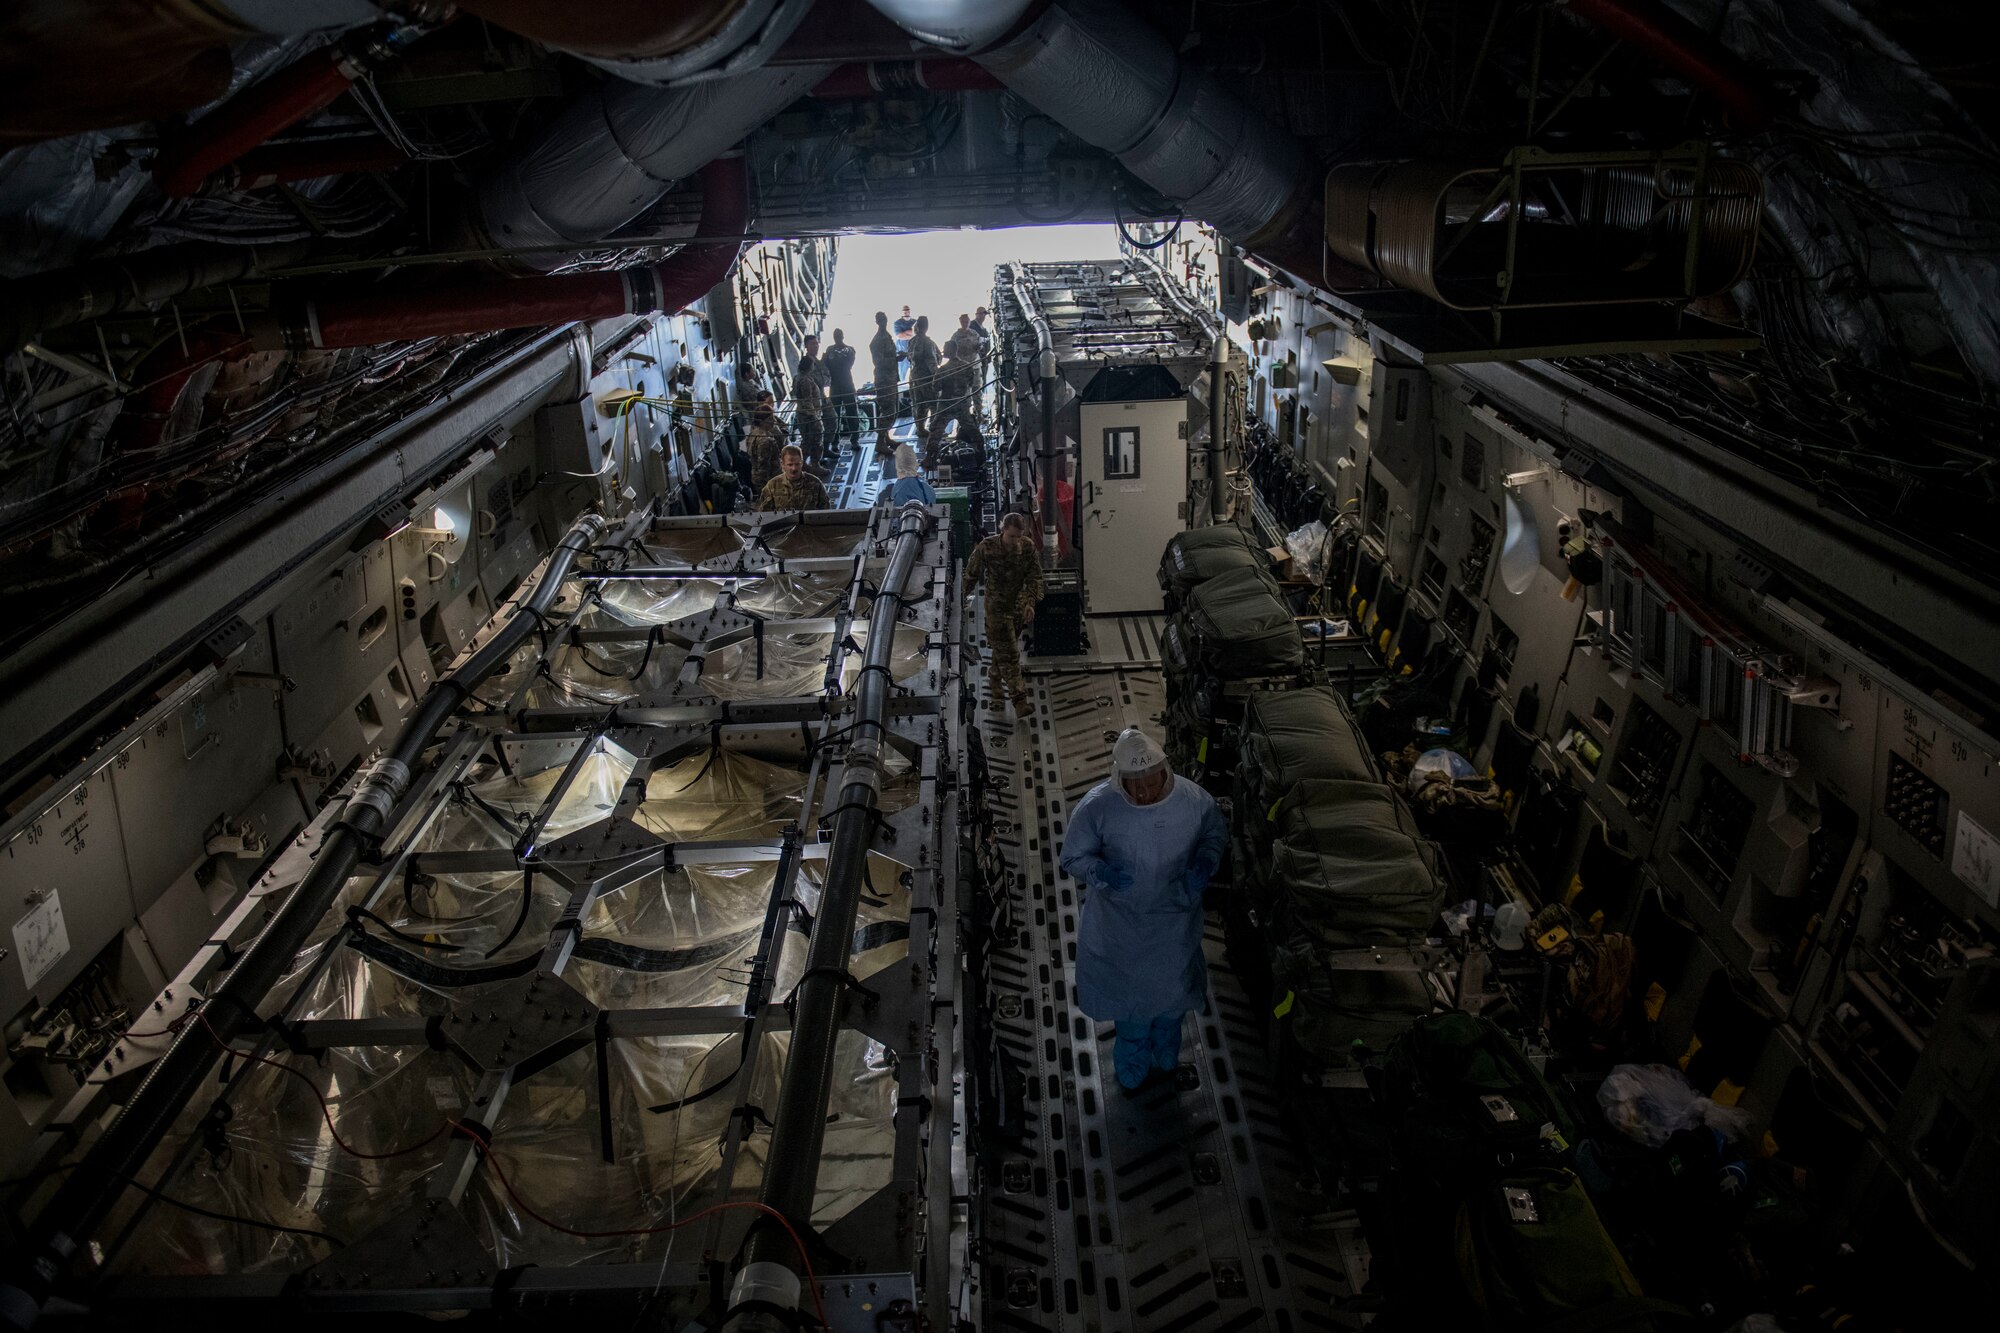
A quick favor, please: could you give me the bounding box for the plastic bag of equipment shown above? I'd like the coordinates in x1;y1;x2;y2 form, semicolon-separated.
1283;519;1333;586
1408;747;1478;795
1596;1063;1752;1150
1157;524;1273;611
1382;742;1508;847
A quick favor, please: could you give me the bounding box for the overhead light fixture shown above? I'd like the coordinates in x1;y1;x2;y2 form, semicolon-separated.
351;502;412;551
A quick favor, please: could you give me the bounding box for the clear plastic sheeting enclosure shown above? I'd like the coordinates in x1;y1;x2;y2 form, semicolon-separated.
88;507;951;1310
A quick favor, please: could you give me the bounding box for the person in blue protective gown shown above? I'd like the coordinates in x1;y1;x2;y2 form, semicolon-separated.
886;444;935;507
1060;728;1227;1094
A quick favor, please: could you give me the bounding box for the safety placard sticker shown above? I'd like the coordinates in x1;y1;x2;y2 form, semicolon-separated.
13;890;70;990
1951;811;2000;910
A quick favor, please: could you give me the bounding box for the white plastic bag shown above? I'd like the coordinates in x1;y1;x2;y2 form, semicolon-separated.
1284;519;1331;584
1407;747;1477;796
1597;1062;1752;1149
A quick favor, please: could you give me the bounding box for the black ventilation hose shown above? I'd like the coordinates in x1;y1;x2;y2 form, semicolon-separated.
0;508;627;1329
722;508;930;1328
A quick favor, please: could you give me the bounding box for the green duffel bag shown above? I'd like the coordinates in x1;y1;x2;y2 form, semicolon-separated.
1239;686;1376;811
1272;937;1439;1068
1455;1167;1685;1331
1237;694;1376;882
1178;566;1304;679
1377;1011;1578;1186
1158;525;1274;609
1267;779;1446;945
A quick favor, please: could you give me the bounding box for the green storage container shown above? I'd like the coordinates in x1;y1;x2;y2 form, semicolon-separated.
936;485;972;559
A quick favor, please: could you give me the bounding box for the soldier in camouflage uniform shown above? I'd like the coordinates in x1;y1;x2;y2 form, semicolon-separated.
744;402;784;495
870;311;900;455
758;444;830;512
793;337;827;466
907;315;941;439
963;511;1044;715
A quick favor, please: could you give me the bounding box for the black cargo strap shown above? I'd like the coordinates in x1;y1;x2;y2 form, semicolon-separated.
521;606;555;655
201;990;314;1058
347;904;462;953
346;924;758;988
595;1012;615;1163
851;660;896;691
451;780;531;834
787;966;879;1013
629;624;668;680
663;726;726;792
325;806;390;859
648;1023;752;1115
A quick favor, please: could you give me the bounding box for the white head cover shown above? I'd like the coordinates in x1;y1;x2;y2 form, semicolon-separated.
894;444;921;479
1111;727;1167;776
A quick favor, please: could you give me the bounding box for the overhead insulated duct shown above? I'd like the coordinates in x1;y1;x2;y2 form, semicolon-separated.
1324;150;1762;309
472;64;830;265
942;0;1325;270
276;156;752;348
865;0;1038;53
454;0;764;61
1;239;316;352
497;0;818;86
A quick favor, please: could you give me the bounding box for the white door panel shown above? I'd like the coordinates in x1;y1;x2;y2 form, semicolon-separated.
1079;399;1188;614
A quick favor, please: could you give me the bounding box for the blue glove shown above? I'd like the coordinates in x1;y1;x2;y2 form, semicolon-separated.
1186;865;1213;896
1098;864;1133;891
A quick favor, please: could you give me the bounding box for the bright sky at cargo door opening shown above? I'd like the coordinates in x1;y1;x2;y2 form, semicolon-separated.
822;225;1122;350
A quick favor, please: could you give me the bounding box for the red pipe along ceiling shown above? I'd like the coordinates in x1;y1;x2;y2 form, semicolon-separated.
151;25;415;198
1564;0;1772;130
282;156;752;350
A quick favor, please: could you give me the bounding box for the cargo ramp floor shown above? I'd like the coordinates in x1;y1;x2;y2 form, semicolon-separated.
964;602;1370;1333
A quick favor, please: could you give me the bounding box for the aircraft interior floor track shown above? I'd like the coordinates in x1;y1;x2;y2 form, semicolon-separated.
967;601;1371;1332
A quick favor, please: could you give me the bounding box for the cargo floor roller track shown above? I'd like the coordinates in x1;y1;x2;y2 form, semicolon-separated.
971;609;1370;1332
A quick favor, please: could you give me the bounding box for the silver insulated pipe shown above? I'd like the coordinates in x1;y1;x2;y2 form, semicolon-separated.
472;64;830;266
961;0;1310;247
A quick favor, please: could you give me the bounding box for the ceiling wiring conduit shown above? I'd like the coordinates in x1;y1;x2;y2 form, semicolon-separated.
0;505;637;1331
722;506;932;1332
151;21;426;197
0;239;316;352
895;0;1326;276
277;156;753;349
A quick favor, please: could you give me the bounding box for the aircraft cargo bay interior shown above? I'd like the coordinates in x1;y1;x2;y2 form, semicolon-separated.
1;3;1997;1331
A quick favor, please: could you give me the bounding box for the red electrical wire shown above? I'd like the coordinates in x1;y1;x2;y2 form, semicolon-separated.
188;1012;831;1326
197;1013;448;1161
